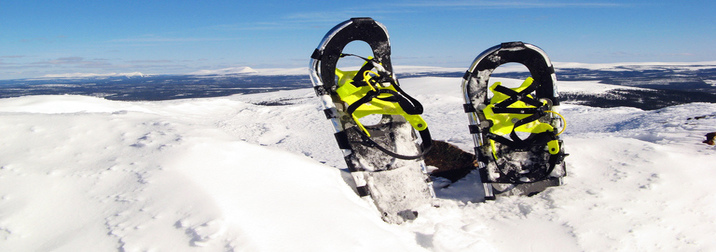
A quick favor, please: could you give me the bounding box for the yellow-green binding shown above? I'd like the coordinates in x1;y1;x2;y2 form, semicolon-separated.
335;60;427;137
484;77;563;157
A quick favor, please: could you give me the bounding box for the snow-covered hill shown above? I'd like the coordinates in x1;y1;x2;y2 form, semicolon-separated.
0;77;714;251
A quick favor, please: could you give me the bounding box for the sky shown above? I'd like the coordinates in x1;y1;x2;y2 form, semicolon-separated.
1;0;715;79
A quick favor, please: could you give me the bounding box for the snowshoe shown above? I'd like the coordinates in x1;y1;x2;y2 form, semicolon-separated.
462;42;567;200
309;18;434;223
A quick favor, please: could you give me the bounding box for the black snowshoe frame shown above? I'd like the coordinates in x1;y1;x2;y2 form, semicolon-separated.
309;18;434;224
462;42;567;199
310;17;432;166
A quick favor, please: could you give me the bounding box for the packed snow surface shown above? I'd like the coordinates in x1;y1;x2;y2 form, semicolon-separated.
0;77;715;251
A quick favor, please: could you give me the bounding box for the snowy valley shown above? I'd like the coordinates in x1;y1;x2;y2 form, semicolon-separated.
0;74;715;251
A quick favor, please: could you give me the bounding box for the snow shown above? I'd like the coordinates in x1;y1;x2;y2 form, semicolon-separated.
705;79;716;87
554;78;647;94
1;76;715;251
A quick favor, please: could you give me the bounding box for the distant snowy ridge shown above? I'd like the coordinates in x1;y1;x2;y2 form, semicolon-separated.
393;65;466;73
24;61;716;80
40;72;146;79
189;66;259;75
188;65;466;76
554;61;716;71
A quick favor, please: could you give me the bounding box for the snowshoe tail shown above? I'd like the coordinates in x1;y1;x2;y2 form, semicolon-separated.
309;18;434;224
462;42;568;200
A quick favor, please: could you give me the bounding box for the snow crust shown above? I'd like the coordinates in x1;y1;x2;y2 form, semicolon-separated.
1;77;715;251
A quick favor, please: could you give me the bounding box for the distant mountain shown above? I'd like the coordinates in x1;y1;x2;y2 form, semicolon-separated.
0;72;311;101
189;66;258;75
0;63;714;109
560;88;716;110
39;72;146;79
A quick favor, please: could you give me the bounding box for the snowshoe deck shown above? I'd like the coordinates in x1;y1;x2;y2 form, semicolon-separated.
462;42;567;200
309;18;434;223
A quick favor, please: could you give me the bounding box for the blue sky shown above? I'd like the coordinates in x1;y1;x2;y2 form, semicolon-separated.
1;0;714;79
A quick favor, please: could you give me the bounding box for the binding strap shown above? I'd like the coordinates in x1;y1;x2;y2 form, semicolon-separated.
483;77;562;161
346;88;424;116
491;83;544;114
337;54;432;160
340;53;424;116
354;127;433;160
